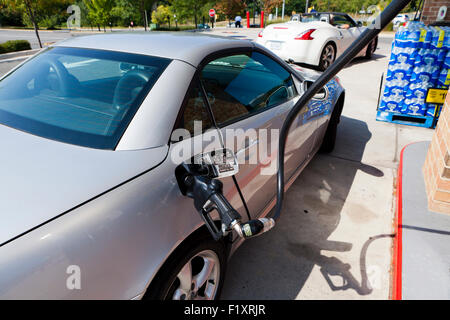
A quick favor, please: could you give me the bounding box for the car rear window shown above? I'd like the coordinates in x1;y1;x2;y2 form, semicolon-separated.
0;47;171;149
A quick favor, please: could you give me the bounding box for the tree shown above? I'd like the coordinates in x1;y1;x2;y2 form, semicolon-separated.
285;0;307;15
261;0;284;13
152;4;172;25
109;0;155;30
215;0;247;20
139;0;157;30
1;0;70;48
111;0;140;27
0;2;24;27
172;0;211;28
84;0;114;31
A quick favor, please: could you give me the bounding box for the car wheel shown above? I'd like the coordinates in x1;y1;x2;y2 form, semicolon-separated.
320;101;342;153
319;43;336;71
144;233;227;300
365;38;377;59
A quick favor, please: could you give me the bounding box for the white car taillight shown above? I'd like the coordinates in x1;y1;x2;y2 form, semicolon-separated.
334;76;341;86
294;29;316;40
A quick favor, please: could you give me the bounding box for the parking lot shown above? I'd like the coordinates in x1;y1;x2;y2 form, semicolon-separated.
0;28;434;300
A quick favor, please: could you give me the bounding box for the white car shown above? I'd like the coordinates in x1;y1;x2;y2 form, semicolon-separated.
393;14;410;27
257;12;378;71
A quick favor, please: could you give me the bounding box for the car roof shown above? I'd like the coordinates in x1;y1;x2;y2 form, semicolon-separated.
54;32;254;67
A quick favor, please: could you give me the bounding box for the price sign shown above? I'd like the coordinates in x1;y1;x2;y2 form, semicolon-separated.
426;88;448;105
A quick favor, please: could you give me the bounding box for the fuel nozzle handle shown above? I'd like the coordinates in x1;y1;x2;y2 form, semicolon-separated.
209;192;275;239
179;169;275;240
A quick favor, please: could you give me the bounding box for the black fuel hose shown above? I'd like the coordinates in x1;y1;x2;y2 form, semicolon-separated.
272;0;412;222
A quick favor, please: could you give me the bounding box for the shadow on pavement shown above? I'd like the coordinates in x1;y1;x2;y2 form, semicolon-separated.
296;53;387;72
221;116;387;299
346;53;387;68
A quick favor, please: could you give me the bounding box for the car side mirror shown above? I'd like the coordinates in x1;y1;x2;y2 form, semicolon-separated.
305;81;328;100
357;21;363;27
193;148;239;179
313;88;328;100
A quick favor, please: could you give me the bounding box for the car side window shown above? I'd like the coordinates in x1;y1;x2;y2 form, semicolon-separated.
200;51;297;127
332;15;355;28
182;81;213;136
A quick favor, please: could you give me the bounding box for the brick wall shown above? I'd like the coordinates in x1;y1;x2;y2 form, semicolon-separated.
423;89;450;214
421;0;450;25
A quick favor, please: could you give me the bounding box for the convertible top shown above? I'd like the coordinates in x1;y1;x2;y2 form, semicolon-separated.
55;32;254;67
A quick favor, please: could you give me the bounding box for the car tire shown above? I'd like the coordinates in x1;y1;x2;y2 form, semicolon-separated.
320;101;342;153
365;38;377;59
318;43;336;71
143;232;228;300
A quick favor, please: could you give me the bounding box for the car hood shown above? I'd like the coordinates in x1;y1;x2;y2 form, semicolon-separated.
0;125;168;246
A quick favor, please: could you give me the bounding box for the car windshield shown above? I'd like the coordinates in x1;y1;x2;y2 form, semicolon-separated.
0;47;170;149
301;13;329;23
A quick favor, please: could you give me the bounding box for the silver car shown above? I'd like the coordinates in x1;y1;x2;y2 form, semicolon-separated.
0;33;344;299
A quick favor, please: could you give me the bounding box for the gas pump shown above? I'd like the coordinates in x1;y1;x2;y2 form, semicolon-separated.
177;0;412;242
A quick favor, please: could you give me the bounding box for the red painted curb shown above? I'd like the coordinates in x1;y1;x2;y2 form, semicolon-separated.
392;144;410;300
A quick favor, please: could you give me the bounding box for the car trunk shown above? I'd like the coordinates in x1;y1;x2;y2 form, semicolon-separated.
262;21;329;42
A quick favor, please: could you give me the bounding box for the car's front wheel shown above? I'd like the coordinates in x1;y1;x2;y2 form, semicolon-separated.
320;96;343;153
144;232;227;300
365;38;377;59
318;43;336;71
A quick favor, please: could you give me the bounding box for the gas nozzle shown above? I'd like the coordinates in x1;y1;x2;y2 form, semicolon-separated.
232;218;276;239
204;184;275;240
176;150;276;241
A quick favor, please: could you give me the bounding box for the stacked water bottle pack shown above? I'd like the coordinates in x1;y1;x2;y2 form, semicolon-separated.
379;21;450;122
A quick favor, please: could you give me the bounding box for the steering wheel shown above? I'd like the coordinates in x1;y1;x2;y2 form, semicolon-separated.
38;58;72;96
112;70;150;111
107;70;150;135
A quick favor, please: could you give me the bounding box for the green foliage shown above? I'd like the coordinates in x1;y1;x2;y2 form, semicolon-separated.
152;5;172;25
154;25;196;31
0;5;24;26
1;0;71;28
111;0;140;27
84;0;114;28
309;0;396;13
0;40;31;53
39;15;60;29
171;0;213;25
285;0;307;15
0;0;412;29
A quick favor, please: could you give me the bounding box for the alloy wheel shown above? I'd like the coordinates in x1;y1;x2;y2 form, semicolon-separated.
321;45;335;69
169;250;220;300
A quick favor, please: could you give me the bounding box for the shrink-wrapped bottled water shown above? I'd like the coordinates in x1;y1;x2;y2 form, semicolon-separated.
380;24;449;118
